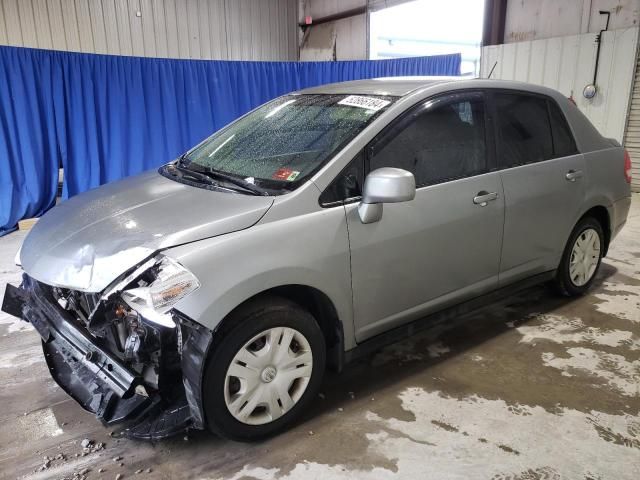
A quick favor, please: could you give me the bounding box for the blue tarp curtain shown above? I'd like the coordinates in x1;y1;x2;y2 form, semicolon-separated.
0;46;460;235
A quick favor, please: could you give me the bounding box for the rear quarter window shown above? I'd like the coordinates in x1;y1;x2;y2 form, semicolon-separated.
548;100;578;157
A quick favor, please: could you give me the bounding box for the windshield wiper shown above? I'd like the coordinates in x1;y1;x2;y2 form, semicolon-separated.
175;157;268;196
172;164;217;187
190;165;268;196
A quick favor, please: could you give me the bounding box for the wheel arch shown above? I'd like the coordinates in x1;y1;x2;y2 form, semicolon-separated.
210;284;345;372
578;205;611;256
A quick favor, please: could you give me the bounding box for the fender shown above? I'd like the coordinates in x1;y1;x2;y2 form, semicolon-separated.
163;205;357;350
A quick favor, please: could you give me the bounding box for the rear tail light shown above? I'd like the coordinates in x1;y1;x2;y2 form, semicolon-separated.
624;149;632;184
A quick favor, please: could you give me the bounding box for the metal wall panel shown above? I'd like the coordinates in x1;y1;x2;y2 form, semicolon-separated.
0;0;298;61
140;0;157;56
624;47;640;192
100;0;119;54
129;0;145;57
17;0;37;47
299;22;336;61
147;0;166;57
33;0;54;50
163;0;181;58
113;0;133;55
334;14;367;61
208;0;226;59
481;27;639;143
300;0;367;61
47;0;68;51
3;0;22;46
504;0;640;43
197;0;211;59
186;0;199;58
61;0;81;52
0;2;6;44
88;0;109;54
307;0;365;18
76;0;96;53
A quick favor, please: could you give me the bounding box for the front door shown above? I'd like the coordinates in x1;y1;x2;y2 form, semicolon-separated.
344;92;505;342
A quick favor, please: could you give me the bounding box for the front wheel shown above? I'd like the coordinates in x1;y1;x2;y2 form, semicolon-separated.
552;217;604;296
203;296;326;441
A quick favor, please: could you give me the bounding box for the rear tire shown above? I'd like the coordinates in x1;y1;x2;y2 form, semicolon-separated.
552;216;604;297
203;296;326;441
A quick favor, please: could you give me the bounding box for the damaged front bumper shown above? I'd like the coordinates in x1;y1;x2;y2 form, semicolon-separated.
2;274;212;440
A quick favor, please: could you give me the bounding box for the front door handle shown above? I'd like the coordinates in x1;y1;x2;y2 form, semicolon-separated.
565;169;584;182
473;191;498;206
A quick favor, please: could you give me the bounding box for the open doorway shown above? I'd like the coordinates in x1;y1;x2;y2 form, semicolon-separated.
369;0;484;76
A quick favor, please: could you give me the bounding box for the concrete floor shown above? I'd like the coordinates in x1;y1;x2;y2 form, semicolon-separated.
1;196;639;480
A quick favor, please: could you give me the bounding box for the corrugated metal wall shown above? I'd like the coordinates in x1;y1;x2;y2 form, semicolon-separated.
299;0;367;61
623;47;640;192
480;27;639;143
0;0;298;60
504;0;640;43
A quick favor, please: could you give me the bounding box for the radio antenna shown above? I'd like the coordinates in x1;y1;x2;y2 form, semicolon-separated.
487;61;498;79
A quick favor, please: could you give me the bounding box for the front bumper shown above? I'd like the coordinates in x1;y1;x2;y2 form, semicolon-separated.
2;274;212;440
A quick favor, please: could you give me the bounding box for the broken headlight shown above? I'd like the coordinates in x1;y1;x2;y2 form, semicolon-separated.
120;256;200;328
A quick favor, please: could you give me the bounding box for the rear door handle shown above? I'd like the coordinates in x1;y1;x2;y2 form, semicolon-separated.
565;169;584;182
473;191;498;206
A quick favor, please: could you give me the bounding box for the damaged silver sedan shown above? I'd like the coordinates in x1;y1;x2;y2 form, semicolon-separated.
2;78;632;441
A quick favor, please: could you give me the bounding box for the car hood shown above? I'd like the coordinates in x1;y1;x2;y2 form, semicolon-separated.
20;170;274;292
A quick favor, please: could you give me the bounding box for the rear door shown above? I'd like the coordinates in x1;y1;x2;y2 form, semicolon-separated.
492;91;585;285
340;91;505;341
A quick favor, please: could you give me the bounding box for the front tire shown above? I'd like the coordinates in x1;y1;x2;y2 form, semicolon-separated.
553;216;604;296
203;296;326;441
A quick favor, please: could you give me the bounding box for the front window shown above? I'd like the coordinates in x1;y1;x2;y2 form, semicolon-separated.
176;94;396;194
369;93;487;187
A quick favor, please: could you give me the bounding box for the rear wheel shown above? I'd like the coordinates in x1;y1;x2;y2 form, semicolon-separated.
553;217;604;296
203;296;326;441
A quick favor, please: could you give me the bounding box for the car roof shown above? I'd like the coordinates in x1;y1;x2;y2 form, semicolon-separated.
295;76;465;97
294;77;568;98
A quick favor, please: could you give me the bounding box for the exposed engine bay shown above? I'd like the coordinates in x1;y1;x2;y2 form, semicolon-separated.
51;285;180;398
2;256;213;440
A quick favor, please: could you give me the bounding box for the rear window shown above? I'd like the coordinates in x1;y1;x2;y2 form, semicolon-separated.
549;100;578;157
495;93;553;168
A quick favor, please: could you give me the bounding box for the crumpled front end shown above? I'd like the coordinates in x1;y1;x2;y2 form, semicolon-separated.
2;269;213;440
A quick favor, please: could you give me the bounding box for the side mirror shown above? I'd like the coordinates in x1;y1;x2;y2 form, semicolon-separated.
358;168;416;224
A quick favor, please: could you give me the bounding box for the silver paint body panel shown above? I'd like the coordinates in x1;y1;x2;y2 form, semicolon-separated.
498;154;586;286
346;172;504;342
19;78;631;352
20;170;273;291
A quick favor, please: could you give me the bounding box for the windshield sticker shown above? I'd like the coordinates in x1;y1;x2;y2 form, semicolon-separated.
338;95;391;112
272;168;300;181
